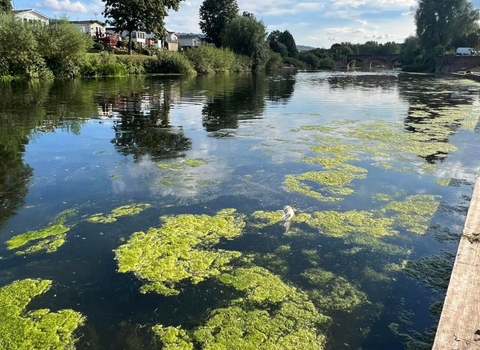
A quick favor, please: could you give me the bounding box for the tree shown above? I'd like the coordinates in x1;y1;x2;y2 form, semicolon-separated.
330;43;353;61
102;0;182;54
0;0;12;12
415;0;480;51
399;36;422;66
222;15;269;70
277;30;298;58
199;0;238;47
380;41;401;55
299;51;320;69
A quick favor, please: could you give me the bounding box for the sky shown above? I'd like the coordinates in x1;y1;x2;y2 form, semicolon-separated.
12;0;480;48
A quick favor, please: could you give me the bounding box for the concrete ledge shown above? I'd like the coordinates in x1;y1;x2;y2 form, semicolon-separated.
433;171;480;349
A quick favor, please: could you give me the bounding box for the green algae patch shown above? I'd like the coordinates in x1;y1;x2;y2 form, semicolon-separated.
218;266;293;304
250;210;283;229
152;266;330;349
195;266;329;349
284;175;342;202
435;178;451;187
340;119;458;158
15;234;67;256
156;163;184;171
193;306;326;350
6;209;76;255
420;163;436;174
305;210;397;238
87;203;151;224
0;279;85;350
284;164;367;201
301;268;369;313
152;326;194;350
382;195;440;235
115;209;245;296
156;158;209;171
184;158;208;167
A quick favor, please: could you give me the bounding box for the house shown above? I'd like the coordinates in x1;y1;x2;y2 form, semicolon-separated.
164;31;178;51
70;20;106;38
13;9;50;25
145;32;162;48
106;27;147;47
178;34;202;49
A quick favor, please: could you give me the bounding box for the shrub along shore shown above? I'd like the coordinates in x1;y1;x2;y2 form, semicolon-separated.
0;14;284;81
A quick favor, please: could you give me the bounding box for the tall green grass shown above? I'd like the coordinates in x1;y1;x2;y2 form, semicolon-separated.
145;51;196;75
182;46;252;73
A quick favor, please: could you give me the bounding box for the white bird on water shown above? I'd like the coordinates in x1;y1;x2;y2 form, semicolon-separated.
281;203;297;233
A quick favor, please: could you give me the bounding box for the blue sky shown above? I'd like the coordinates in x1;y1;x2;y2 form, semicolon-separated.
12;0;480;48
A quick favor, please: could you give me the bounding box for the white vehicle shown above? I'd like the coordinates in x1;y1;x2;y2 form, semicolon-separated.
456;47;476;55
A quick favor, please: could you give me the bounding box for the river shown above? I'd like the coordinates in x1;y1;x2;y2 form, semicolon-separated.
1;72;479;349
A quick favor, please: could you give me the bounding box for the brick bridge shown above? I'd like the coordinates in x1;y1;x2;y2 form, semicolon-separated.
344;54;400;70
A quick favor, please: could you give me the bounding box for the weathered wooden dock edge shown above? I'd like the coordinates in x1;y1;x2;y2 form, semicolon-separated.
433;170;480;350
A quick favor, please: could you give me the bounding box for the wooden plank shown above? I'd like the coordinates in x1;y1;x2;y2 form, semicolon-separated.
433;172;480;350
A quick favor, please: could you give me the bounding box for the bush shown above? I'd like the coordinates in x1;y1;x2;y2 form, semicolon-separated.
299;51;320;70
231;54;253;72
183;46;239;73
144;51;196;75
265;51;284;72
33;18;93;78
0;14;52;80
283;57;305;69
90;43;104;52
318;58;336;69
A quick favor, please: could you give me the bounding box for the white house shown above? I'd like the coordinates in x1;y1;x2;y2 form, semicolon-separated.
13;9;50;25
106;27;147;46
70;20;106;38
178;34;202;49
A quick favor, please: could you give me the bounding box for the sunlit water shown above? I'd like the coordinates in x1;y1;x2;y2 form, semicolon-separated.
1;72;480;349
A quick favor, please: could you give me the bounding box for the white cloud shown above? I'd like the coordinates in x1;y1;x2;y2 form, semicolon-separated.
43;0;88;13
262;2;323;16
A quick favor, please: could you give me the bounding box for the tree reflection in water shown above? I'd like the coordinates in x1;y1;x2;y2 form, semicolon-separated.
110;80;191;161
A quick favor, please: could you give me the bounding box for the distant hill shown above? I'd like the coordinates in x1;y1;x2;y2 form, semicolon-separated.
297;45;316;51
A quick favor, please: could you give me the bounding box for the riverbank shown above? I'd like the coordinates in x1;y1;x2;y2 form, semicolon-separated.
433;168;480;349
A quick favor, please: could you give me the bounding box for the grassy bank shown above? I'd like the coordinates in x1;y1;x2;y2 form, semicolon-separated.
81;47;254;77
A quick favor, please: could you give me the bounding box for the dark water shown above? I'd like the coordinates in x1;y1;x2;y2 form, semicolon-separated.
1;72;480;349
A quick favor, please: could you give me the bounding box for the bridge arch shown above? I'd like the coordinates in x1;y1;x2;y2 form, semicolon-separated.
345;54;400;70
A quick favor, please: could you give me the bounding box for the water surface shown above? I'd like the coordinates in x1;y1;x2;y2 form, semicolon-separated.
1;72;480;349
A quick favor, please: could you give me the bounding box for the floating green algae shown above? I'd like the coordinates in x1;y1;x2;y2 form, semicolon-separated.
6;209;76;255
305;210;397;238
382;195;440;235
218;266;294;304
115;209;245;296
152;326;193;350
340;119;458;158
301;268;369;313
87;203;151;224
284;175;342;202
435;178;451;187
184;158;208;167
0;279;85;349
156;158;208;171
420;163;436;174
373;193;394;202
284;164;367;201
201;267;329;349
15;234;67;256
